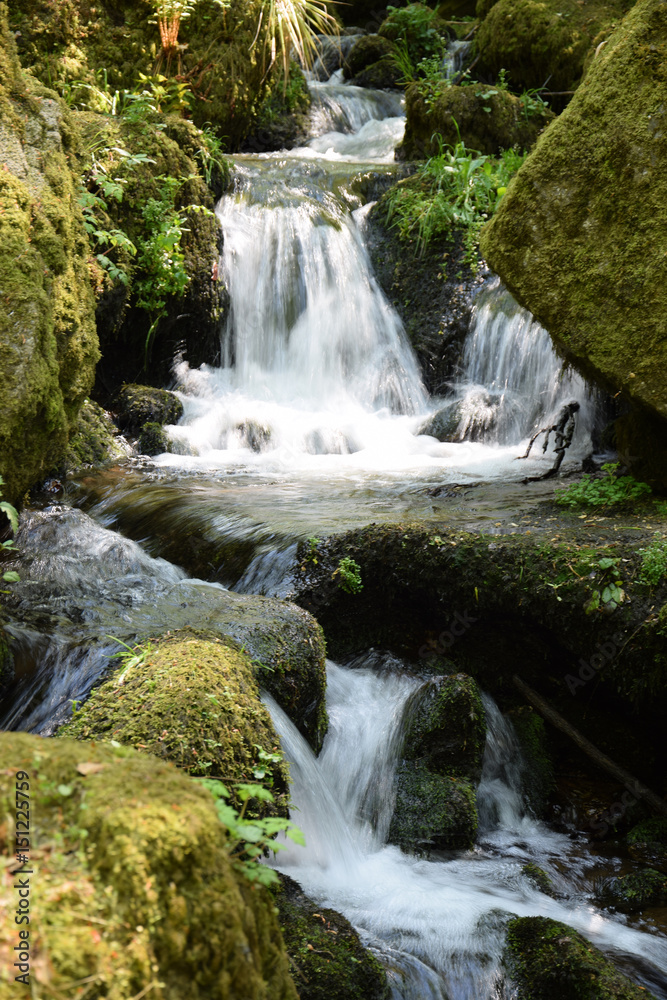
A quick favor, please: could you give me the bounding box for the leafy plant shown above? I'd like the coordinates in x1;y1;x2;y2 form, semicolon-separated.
583;555;626;613
0;476;19;586
196;778;304;887
149;0;200;58
254;0;339;86
104;637;156;685
554;463;652;509
382;136;526;267
194;124;229;188
333;556;363;594
638;534;667;586
381;4;446;65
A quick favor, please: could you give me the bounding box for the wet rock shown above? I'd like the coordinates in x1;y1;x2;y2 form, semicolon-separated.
58;631;291;815
0;8;98;504
236;420;272;453
397;82;554;160
417;402;462;441
349;55;402;90
343;34;394;78
0;731;298;999
521;862;555;895
389;674;485;852
115;384;183;433
138;421;171;457
65;400;129;472
599;868;667;914
312;33;365;80
480;0;667;485
505;915;657;999
273;873;391;1000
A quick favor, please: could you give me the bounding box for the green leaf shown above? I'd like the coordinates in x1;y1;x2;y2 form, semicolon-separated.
2;571;20;583
598;557;617;570
236;783;275;803
58;784;74;797
0;501;18;533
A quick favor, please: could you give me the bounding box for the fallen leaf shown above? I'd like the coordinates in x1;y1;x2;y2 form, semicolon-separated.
76;762;106;776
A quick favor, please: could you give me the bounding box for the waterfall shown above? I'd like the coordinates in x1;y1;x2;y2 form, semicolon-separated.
265;660;667;1000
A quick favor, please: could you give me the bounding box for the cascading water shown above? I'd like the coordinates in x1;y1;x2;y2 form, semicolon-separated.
266;660;667;1000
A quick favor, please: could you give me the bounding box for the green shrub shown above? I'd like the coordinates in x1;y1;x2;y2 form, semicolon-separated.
638;534;667;586
554;462;652;509
333;556;363;594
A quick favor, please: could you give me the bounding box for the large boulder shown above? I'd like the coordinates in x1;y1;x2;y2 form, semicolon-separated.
0;732;298;999
397;82;554;160
480;0;667;482
0;3;98;503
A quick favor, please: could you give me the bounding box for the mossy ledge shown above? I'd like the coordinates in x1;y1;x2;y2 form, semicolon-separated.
480;0;667;482
0;732;298;998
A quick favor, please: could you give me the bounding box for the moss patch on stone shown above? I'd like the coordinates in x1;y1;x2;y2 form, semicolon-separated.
65;399;127;471
505;915;657;998
397;81;554;159
389;760;478;851
273;874;390;1000
480;0;667;481
57;631;291;815
0;731;298;999
115;384;183;432
601;868;667;914
509;706;554;816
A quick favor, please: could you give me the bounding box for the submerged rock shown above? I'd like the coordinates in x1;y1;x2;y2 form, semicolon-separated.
0;731;298;999
505;916;657;998
397;82;554;160
273;874;391;1000
480;0;667;483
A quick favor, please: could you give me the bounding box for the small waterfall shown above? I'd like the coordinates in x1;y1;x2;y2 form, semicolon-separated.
477;693;530;833
265;661;667;999
308;71;405;136
448;278;595;449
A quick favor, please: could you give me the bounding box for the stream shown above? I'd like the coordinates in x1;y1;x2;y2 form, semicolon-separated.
4;60;666;997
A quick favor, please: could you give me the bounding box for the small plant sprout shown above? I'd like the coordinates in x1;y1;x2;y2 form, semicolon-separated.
333;556;363;594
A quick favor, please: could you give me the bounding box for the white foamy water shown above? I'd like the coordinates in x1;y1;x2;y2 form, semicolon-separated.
266;662;667;1000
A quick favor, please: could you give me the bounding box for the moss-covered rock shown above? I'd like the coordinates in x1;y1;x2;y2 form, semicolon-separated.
480;0;667;483
600;868;667;914
509;706;554;816
0;2;98;504
115;384;183;432
505;916;657;998
138;421;171;456
403;673;486;780
273;874;391;1000
65;399;128;472
521;862;555;895
476;0;632;93
389;673;485;852
58;631;291;814
397;81;554;160
627;818;667;848
344;34;395;77
389;760;478;851
0;731;298;999
349;53;403;89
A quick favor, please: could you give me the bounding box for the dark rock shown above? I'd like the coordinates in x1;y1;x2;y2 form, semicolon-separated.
598;868;667;914
115;384;183;433
508;706;554;816
349;54;402;89
389;760;478;851
417;402;462;441
138;422;171;457
343;34;394;78
65;400;128;472
312;33;365;80
273;873;391;1000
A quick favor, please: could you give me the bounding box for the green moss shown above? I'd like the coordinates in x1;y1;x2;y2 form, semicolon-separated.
65;399;127;470
389;760;478;851
273;874;390;1000
58;632;291;816
0;731;298;999
480;0;667;476
343;34;395;78
138;421;171;456
521;863;555;895
505;916;657;998
627;818;667;846
403;673;486;781
601;868;667;913
398;81;554;159
509;706;554;816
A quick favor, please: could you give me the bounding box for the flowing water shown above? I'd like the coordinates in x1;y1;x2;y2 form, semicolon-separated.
6;64;664;999
267;662;667;999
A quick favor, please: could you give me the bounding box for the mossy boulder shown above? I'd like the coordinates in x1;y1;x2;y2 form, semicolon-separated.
115;384;183;432
65;399;128;472
349;54;403;89
389;674;485;852
0;3;98;504
509;706;554;816
138;421;171;456
0;731;298;999
627;818;667;848
600;868;667;914
476;0;632;93
480;0;667;483
397;81;554;160
521;862;555;895
273;874;391;1000
344;34;395;77
505;916;657;998
58;631;291;814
